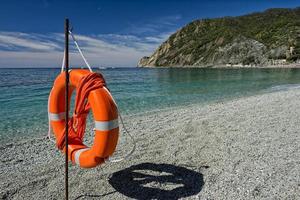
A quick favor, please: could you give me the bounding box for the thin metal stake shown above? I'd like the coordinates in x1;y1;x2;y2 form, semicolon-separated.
64;18;69;200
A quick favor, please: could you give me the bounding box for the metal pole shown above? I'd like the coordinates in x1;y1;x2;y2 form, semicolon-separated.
64;18;69;200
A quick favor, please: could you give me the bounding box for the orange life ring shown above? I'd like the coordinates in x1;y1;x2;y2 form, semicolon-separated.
48;69;119;168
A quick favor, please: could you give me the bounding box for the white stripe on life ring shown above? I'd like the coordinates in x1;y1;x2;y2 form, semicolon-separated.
95;119;119;131
74;148;90;166
48;112;66;121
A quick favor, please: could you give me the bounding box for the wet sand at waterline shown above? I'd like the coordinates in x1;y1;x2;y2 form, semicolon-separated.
1;88;300;199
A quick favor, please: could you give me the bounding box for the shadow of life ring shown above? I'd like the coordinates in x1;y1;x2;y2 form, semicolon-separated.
48;69;119;168
109;163;204;199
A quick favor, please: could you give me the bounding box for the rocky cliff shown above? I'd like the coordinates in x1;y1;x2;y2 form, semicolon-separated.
138;8;300;67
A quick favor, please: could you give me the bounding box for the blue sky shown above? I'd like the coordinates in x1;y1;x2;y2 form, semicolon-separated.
0;0;299;68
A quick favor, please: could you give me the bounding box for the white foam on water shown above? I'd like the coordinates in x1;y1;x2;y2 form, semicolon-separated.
269;84;300;92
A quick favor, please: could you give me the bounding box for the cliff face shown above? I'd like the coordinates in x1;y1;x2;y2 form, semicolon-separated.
138;8;300;67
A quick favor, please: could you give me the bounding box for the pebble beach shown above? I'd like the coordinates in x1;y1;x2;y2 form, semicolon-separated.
1;87;300;199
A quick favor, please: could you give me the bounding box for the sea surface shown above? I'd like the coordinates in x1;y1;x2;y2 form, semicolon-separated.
1;67;300;142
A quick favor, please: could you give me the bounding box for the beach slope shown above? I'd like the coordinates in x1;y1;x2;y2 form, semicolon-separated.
1;88;300;199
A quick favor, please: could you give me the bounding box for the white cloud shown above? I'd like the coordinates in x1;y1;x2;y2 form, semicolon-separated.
0;13;182;67
0;32;61;51
0;31;172;68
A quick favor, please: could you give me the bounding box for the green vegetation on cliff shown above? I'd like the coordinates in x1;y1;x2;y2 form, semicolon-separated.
138;8;300;67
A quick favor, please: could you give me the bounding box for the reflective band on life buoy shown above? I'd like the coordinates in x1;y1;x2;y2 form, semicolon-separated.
48;69;119;168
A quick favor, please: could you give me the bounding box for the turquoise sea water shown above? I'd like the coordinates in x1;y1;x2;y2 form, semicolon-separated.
1;67;300;142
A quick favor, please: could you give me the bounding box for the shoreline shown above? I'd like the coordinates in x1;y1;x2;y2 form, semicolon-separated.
1;88;300;199
138;63;300;68
0;85;279;145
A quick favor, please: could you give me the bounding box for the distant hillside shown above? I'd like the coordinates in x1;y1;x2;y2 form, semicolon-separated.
138;8;300;67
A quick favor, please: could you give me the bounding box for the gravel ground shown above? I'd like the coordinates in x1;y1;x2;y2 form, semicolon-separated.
1;88;300;200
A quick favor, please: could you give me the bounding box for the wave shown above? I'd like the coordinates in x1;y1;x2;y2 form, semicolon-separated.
269;84;300;92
